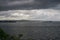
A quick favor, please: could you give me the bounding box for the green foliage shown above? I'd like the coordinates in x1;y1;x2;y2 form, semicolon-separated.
0;28;23;40
0;28;9;40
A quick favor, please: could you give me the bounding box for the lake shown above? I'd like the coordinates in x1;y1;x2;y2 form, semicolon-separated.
0;21;60;40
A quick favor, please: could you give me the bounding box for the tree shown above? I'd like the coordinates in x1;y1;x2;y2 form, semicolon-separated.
0;28;10;40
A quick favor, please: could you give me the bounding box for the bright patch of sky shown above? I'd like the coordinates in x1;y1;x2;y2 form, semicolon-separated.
0;9;60;21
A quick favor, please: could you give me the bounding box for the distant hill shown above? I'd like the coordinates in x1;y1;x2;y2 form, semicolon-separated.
0;20;59;23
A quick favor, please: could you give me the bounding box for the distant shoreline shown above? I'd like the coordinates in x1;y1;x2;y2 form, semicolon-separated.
0;20;60;23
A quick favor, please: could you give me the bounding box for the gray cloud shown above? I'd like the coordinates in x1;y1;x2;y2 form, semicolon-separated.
0;0;60;11
50;4;60;10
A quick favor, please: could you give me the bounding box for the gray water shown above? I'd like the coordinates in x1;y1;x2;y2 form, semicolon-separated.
0;21;60;40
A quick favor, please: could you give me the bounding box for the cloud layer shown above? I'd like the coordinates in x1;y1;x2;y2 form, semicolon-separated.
0;0;60;10
0;9;60;21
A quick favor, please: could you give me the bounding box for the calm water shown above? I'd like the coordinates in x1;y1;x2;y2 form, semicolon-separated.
0;21;60;40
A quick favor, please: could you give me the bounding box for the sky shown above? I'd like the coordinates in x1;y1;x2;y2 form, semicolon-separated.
0;0;60;21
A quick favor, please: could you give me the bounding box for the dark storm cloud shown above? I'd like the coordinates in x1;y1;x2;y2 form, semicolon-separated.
0;0;60;11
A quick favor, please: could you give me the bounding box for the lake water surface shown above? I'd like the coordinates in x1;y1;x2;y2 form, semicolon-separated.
0;21;60;40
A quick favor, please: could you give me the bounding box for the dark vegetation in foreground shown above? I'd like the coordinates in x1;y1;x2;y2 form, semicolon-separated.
0;28;60;40
0;28;23;40
0;28;35;40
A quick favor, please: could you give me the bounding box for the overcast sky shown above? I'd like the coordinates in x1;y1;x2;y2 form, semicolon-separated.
0;0;60;21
